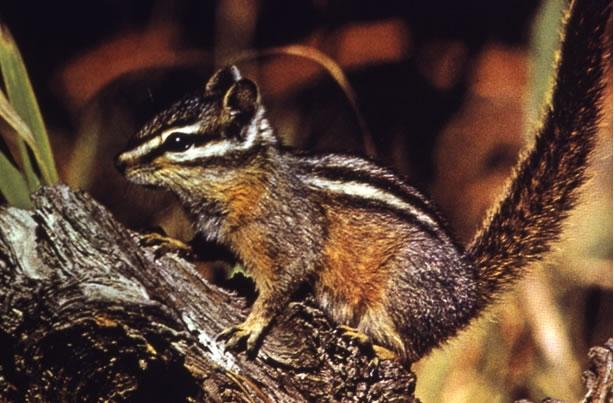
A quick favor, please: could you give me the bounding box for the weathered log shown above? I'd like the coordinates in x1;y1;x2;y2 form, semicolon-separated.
581;339;612;403
514;339;612;403
0;185;417;402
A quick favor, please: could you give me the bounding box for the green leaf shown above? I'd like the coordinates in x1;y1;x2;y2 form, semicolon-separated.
3;118;39;191
0;151;31;208
0;24;58;186
0;88;48;176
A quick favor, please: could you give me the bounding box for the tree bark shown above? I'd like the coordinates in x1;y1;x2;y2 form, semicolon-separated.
514;338;612;403
0;185;418;402
581;339;612;403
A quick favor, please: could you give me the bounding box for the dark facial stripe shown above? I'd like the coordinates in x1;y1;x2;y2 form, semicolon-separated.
137;134;219;164
175;143;266;169
128;115;206;149
126;131;160;150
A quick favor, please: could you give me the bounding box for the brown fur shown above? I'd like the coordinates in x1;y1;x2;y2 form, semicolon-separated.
319;206;399;320
217;167;278;290
316;203;410;356
467;0;611;307
116;0;610;364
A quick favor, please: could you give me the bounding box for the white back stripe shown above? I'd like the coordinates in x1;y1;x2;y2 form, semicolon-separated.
301;176;438;228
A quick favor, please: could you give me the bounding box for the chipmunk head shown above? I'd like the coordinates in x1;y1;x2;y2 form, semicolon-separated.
115;65;277;201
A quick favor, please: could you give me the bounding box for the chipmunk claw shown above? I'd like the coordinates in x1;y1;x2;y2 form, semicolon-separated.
217;322;264;356
338;325;397;366
339;325;370;345
139;232;193;260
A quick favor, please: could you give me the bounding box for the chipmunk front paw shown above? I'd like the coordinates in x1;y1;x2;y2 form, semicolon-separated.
217;321;265;356
139;231;193;260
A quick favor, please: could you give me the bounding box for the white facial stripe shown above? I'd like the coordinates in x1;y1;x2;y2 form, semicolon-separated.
167;132;257;162
302;177;438;228
166;115;264;162
169;140;234;161
159;122;202;141
243;108;265;144
121;122;203;162
121;136;163;161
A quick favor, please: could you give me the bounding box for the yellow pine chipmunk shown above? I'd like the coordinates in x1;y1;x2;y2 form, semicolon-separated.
115;0;610;364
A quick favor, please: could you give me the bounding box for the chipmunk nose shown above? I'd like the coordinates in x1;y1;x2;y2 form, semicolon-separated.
113;153;127;174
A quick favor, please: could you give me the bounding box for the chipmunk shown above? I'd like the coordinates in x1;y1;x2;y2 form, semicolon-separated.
115;0;610;364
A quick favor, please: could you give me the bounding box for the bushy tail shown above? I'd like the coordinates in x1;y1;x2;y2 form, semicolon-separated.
466;0;611;306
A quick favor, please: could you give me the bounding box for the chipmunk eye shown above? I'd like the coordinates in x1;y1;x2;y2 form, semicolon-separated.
163;132;194;152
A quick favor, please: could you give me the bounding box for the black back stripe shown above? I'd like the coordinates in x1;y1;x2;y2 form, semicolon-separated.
322;193;451;245
295;162;446;228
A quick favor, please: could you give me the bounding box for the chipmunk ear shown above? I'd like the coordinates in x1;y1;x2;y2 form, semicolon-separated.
223;78;259;118
205;65;242;95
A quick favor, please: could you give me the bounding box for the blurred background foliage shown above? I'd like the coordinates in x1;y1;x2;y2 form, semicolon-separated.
0;0;610;401
0;26;58;208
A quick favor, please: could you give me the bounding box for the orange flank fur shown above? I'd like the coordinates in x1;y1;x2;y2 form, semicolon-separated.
229;221;276;292
319;206;400;323
218;167;277;291
220;169;268;229
117;7;610;361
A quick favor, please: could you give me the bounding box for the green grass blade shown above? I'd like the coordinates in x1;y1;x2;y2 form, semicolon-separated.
0;88;36;145
2;119;39;191
0;151;31;208
0;30;40;192
0;25;58;185
0;89;49;178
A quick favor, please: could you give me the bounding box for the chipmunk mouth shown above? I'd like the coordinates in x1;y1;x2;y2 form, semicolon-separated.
114;152;156;184
141;183;165;191
120;166;157;186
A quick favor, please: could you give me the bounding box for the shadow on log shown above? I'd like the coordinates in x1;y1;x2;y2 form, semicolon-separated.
0;185;417;402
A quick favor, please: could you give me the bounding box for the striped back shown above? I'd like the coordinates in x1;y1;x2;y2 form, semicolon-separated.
293;153;453;244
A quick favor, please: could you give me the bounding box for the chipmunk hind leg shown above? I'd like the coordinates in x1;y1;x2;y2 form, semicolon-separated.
338;301;411;364
385;244;480;362
357;305;410;361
